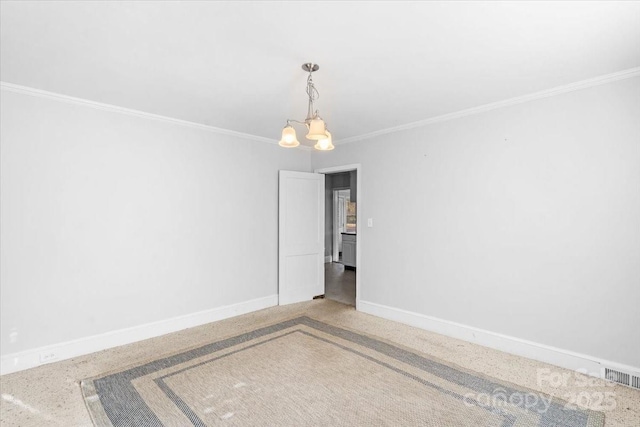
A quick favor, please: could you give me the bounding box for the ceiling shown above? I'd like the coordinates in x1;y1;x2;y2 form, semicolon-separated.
2;1;639;146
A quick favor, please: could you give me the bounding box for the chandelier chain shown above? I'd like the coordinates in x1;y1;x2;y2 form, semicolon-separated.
306;73;319;101
306;72;320;121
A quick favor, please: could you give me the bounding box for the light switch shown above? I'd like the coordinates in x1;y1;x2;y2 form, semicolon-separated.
367;218;373;227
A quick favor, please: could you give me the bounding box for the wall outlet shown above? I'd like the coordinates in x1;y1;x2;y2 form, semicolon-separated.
39;351;58;363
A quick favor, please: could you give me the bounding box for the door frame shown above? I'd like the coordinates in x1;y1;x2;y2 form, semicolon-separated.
314;164;362;310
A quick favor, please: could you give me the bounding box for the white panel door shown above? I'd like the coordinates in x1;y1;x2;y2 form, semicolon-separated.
279;171;325;305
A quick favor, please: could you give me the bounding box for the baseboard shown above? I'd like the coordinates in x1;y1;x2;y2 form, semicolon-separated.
358;300;640;379
1;294;278;376
324;256;332;263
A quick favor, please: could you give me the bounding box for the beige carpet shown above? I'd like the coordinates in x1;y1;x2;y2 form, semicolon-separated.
81;315;604;427
2;300;638;426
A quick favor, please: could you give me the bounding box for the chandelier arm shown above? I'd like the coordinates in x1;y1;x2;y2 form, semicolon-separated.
287;119;309;127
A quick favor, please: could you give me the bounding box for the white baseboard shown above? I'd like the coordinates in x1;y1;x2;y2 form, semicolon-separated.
1;294;278;376
358;300;640;378
324;256;332;263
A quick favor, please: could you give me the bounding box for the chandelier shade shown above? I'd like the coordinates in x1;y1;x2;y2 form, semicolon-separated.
314;130;334;151
306;118;328;140
278;125;300;148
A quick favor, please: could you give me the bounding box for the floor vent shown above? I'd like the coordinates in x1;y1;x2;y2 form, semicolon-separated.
603;367;640;390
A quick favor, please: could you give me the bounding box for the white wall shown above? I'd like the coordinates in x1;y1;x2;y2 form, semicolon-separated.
311;76;640;368
0;88;311;357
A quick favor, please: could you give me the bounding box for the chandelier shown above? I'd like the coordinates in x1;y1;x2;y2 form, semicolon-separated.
279;63;334;151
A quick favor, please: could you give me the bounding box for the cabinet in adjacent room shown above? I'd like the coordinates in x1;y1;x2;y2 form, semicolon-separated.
342;233;356;268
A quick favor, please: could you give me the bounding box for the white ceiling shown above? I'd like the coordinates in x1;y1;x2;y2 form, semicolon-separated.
2;1;639;146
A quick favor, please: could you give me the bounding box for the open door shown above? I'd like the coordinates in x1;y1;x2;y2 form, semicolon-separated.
279;171;325;305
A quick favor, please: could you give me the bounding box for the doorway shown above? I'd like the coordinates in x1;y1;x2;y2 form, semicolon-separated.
315;165;360;307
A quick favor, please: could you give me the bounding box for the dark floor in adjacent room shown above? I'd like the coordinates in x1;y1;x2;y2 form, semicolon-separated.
324;262;355;306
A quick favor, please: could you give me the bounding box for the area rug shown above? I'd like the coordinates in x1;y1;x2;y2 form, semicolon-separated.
81;316;605;426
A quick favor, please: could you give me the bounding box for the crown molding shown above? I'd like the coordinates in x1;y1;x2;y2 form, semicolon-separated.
0;81;277;145
336;67;640;145
4;66;639;148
